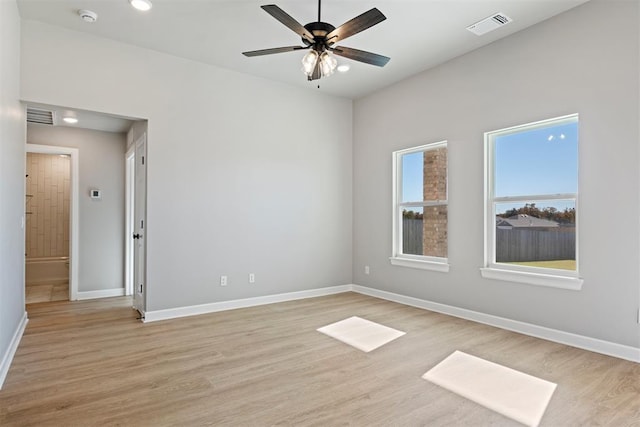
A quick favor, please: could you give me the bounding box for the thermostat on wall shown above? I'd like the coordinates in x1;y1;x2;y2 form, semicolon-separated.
90;189;102;199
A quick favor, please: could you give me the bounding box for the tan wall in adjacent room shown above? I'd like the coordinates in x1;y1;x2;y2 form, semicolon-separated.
25;153;70;259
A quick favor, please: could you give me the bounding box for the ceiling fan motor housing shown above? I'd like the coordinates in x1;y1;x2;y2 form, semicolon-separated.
302;22;336;50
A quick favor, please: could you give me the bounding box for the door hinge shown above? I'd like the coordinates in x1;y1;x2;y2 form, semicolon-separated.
139;284;143;293
142;156;145;165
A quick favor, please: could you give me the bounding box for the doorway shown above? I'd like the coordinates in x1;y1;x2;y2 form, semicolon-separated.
25;144;80;302
23;103;147;318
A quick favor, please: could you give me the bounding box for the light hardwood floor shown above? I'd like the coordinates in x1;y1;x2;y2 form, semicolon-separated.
1;293;639;426
25;281;68;304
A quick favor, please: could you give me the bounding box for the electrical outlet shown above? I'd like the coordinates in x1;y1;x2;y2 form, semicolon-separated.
365;265;370;275
220;275;227;286
249;273;255;283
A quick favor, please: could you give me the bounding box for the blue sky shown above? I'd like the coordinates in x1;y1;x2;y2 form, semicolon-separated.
495;122;578;197
401;121;578;214
401;151;426;202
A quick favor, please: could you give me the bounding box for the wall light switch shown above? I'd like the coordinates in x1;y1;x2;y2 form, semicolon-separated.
220;275;227;286
365;265;370;275
249;273;255;283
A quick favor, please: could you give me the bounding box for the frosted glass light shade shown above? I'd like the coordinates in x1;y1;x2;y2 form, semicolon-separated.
319;52;337;76
301;50;319;75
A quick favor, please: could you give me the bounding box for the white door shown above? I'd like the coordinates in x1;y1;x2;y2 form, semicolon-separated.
132;134;147;316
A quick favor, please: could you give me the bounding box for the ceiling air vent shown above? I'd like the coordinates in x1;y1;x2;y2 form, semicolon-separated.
26;107;55;125
466;13;513;36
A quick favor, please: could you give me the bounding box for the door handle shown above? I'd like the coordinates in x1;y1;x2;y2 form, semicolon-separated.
133;233;143;239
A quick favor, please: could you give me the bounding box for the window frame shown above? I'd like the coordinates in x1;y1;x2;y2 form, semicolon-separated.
390;141;449;272
481;114;583;290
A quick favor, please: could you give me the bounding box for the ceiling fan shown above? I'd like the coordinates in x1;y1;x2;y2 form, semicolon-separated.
242;0;390;81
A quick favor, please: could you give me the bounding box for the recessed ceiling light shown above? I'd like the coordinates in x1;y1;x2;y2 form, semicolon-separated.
337;64;350;73
129;0;152;11
78;9;98;23
63;117;78;124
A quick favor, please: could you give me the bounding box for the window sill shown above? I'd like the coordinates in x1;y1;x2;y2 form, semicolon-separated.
480;267;583;290
389;257;450;273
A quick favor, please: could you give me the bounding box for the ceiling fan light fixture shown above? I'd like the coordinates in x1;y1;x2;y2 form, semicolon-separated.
302;50;337;79
337;64;350;73
301;50;319;75
129;0;152;12
319;52;337;76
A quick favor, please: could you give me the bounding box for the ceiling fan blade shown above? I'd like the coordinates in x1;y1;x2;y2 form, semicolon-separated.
331;46;390;67
325;8;386;45
261;5;315;43
243;46;308;57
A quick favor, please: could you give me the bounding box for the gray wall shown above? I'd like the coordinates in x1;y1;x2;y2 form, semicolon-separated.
21;20;353;311
0;0;26;386
353;0;640;348
27;125;127;293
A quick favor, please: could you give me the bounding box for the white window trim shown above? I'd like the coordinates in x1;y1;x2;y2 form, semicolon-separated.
389;256;450;272
482;114;583;290
480;267;583;290
391;141;449;273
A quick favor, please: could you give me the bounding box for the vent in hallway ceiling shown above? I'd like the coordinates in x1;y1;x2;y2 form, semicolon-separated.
466;13;512;36
26;107;55;125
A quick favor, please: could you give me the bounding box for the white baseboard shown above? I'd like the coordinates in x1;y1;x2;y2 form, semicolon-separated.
138;281;640;362
0;311;28;390
77;288;125;300
143;285;352;323
351;285;640;363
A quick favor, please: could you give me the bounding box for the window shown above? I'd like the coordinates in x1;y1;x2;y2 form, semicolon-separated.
391;141;449;272
482;114;583;289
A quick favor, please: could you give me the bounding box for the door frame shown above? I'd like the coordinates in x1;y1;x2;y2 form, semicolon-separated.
124;145;135;296
132;133;147;316
25;144;80;301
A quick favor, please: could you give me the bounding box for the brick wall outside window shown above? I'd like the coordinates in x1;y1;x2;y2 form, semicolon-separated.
423;147;447;257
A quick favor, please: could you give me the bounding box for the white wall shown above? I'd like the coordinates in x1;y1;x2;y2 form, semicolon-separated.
0;0;26;388
27;125;127;293
353;0;640;349
127;120;147;149
21;21;353;311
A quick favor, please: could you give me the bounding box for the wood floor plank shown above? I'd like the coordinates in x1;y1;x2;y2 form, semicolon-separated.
1;292;639;426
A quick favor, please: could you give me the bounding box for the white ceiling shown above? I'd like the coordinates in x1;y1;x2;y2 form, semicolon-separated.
18;0;589;100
